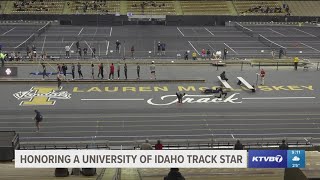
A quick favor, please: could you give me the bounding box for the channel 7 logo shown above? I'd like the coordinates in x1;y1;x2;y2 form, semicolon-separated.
248;150;287;168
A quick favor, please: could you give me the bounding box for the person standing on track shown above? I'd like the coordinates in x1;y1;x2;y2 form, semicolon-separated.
150;61;156;80
176;91;185;103
77;62;83;79
65;45;70;59
34;110;43;132
71;63;75;80
91;62;94;79
131;45;135;59
57;73;62;88
223;47;228;60
97;63;101;78
57;64;62;74
100;63;104;79
116;40;121;53
62;63;68;79
109;63;115;80
157;41;161;55
117;62;121;79
259;68;266;85
206;49;211;60
294;56;299;71
42;63;48;79
124;63;128;80
137;63;140;80
76;41;80;50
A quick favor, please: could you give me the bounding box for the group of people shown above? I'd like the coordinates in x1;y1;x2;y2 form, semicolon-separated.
75;0;109;13
243;3;290;15
43;61;157;86
186;48;228;61
14;0;52;12
157;41;166;56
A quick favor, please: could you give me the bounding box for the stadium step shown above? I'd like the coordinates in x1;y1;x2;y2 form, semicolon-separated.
174;1;183;15
226;1;237;16
121;168;141;180
120;1;127;15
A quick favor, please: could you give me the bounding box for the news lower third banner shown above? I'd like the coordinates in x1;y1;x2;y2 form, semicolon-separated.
15;150;248;168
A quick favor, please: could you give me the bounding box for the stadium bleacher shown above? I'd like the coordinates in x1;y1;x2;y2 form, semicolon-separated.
180;1;231;15
70;1;120;14
285;1;320;16
234;1;287;16
12;0;64;14
127;1;176;15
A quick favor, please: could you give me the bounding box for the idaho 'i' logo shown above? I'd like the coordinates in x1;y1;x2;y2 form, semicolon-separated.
13;86;71;106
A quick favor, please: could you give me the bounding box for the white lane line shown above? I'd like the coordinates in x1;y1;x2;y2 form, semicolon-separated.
15;33;35;49
0;119;317;124
78;27;84;36
106;40;109;55
177;27;185;37
242;97;316;100
207;43;216;52
268;28;286;37
84;40;93;52
224;43;238;54
69;41;75;48
300;42;320;53
231;134;235;139
0;114;319;120
109;27;112;37
41;35;46;53
204;27;214;36
1;27;15;36
188;41;200;55
294;28;316;37
81;99;145;101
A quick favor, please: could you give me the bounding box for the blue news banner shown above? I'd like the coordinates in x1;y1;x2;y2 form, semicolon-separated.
248;150;305;168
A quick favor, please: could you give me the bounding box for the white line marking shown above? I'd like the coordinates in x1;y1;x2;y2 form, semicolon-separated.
69;41;74;49
15;33;35;49
106;40;109;55
41;35;46;53
294;28;316;37
109;27;112;37
188;41;200;55
207;43;216;52
242;97;316;100
84;40;93;52
177;27;185;37
1;27;15;36
204;27;214;36
268;28;286;37
231;134;235;139
224;43;238;54
78;27;84;36
81;99;145;101
300;42;320;53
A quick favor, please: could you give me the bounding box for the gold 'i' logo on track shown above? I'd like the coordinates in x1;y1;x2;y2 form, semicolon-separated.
13;86;71;106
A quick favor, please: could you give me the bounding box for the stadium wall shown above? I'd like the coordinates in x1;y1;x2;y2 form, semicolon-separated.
0;14;318;26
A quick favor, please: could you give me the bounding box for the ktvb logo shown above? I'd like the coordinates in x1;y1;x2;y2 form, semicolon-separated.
252;155;283;163
13;86;71;106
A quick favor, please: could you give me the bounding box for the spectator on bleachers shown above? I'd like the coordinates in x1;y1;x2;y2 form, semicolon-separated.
140;139;153;150
234;140;244;150
164;168;185;180
155;140;163;150
279;139;289;150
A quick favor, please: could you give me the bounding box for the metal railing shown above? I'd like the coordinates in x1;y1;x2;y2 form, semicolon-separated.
19;137;317;150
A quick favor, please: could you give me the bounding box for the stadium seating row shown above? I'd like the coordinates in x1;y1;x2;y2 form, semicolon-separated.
5;1;320;16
